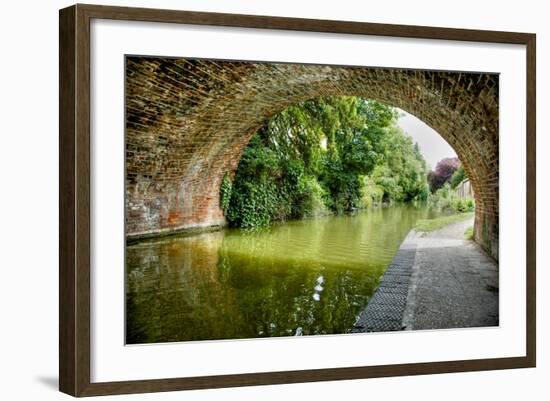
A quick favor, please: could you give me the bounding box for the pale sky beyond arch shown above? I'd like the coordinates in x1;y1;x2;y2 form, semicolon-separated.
396;109;457;170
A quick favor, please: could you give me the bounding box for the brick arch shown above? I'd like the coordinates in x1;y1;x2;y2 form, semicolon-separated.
126;57;499;259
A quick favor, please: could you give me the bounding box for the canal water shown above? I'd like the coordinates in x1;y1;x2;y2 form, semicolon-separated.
126;204;441;344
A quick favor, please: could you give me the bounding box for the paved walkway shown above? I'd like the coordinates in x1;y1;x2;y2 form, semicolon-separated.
402;217;499;330
353;217;499;332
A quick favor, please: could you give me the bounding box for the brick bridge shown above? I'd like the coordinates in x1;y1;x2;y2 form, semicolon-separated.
126;57;499;260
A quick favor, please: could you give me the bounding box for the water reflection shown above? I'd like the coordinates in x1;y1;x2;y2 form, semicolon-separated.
126;204;440;344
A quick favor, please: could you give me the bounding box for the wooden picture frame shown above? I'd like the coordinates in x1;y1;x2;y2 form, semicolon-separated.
59;3;536;397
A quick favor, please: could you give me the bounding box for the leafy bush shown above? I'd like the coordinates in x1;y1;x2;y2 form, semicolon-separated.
295;175;330;218
219;173;232;213
428;157;460;192
449;164;467;189
360;176;384;208
226;179;283;228
429;183;475;214
223;135;282;227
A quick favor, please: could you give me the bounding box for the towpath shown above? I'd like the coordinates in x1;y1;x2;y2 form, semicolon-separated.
353;217;499;332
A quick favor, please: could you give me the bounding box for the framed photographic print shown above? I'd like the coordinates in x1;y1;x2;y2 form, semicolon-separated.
59;3;536;397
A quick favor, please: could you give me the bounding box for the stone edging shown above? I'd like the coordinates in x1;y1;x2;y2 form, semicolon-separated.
352;230;418;333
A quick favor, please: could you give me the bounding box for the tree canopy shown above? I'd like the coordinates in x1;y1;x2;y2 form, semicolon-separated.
427;157;460;193
220;97;430;228
449;164;467;189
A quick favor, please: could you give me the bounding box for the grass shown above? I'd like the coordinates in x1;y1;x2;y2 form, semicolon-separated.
415;212;474;233
464;226;474;240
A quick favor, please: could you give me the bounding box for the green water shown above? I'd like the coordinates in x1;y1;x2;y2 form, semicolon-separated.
126;204;440;344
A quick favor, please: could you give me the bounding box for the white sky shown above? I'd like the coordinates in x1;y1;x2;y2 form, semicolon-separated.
396;109;457;170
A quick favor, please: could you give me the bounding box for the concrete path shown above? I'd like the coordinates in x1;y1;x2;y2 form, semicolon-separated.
353;217;498;333
402;217;499;330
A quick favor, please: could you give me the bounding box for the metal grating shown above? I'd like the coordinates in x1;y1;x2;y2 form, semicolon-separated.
352;245;417;332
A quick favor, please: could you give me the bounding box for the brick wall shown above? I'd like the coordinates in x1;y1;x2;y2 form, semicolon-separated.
125;57;499;260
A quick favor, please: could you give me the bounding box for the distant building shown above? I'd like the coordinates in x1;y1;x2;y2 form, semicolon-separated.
455;178;474;198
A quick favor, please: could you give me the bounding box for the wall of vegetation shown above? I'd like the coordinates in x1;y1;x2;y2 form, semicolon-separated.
428;163;475;214
220;97;432;228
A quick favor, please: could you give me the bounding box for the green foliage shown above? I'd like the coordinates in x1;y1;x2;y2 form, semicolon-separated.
318;100;428;212
224;97;431;228
429;183;475;214
369;132;429;203
219;173;232;213
428;157;460;192
464;226;474;240
294;175;330;218
226;180;280;228
360;176;385;208
224;136;283;228
449;164;467;189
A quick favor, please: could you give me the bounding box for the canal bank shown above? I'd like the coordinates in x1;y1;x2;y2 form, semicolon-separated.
353;217;499;332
